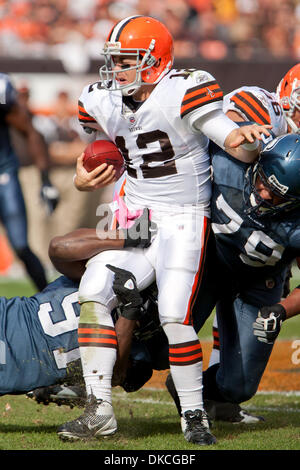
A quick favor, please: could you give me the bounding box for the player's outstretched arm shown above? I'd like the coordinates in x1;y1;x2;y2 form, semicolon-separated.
49;209;154;279
49;228;125;280
224;123;272;163
74;153;117;191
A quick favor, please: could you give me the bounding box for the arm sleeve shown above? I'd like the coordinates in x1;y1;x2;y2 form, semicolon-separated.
191;109;239;149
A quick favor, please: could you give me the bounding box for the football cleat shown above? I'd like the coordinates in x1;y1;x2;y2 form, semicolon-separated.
181;409;217;446
26;384;86;409
57;394;117;441
204;399;265;424
166;373;265;424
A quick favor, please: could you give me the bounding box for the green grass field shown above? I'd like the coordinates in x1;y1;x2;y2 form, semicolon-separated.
0;275;299;453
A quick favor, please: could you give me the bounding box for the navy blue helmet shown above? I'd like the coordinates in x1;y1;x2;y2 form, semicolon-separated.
247;134;300;216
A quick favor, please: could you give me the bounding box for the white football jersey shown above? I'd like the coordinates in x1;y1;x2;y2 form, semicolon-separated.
78;69;224;212
223;86;287;137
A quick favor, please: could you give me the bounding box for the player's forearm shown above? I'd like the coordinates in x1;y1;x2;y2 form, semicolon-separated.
279;286;300;319
49;228;125;263
112;316;136;386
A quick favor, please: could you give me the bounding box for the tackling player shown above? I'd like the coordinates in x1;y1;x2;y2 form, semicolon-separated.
0;73;59;290
208;64;300;369
0;212;150;396
166;132;300;418
64;15;271;445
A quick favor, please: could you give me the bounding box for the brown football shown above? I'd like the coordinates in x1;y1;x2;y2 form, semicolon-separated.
83;140;125;179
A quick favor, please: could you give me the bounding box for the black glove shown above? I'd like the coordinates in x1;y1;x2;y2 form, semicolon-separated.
253;304;286;344
106;264;143;320
40;171;60;215
123;208;157;249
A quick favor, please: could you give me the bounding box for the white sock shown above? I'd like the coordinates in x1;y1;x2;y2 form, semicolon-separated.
78;302;117;404
163;323;204;415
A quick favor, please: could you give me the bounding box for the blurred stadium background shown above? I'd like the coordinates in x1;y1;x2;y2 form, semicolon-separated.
0;0;299;284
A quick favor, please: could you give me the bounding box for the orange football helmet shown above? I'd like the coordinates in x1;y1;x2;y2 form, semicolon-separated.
99;16;174;96
276;63;300;133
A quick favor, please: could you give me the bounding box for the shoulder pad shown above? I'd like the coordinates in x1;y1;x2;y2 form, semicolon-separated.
180;70;223;120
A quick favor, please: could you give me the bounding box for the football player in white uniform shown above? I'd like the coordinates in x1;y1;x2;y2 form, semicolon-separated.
58;15;271;445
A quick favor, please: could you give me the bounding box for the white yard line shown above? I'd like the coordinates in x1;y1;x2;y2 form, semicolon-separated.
113;389;300;411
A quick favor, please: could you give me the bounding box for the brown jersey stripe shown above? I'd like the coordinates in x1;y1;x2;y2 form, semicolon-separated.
78;108;94;118
78;101;88;113
181;94;223;118
78;112;95;119
182;82;222;104
78;101;97;123
78;111;97;122
181;80;223;114
230;92;271;125
183;80;219;97
239;91;271;122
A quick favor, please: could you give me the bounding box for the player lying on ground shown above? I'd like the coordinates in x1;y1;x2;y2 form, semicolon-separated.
0;211;152;396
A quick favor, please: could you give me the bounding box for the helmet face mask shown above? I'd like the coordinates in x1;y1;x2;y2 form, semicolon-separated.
100;40;157;96
246;134;300;218
248;164;298;217
276;64;300;133
99;16;174;96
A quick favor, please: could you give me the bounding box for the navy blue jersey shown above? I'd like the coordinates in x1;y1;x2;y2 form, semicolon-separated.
210;141;300;281
0;73;19;173
0;276;80;395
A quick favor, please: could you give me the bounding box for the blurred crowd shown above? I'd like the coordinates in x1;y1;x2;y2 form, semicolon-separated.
0;0;299;72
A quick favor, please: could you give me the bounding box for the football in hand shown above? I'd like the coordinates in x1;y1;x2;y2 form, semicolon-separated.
83;140;125;179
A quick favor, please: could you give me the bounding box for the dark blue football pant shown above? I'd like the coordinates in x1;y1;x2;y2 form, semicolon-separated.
0;170;47;290
196;265;287;404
